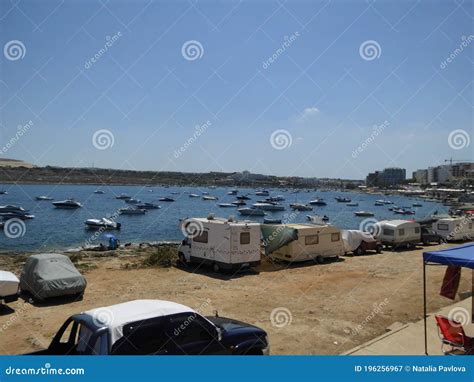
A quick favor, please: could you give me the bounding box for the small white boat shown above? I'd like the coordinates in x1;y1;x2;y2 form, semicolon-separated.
354;211;374;217
306;215;329;224
35;196;54;201
189;194;200;198
252;202;285;211
290;203;312;211
0;191;8;195
255;190;270;196
238;207;265;216
309;199;327;205
159;197;175;202
346;202;359;206
0;211;35;220
227;190;238;195
335;197;351;203
136;203;160;209
94;190;105;194
52;199;82;209
202;195;218;201
0;205;25;213
116;194;132;200
413;203;422;207
85;218;121;230
119;207;147;215
125;198;141;204
374;201;384;206
267;195;285;201
218;203;235;208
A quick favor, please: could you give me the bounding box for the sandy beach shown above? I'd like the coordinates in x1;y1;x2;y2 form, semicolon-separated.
0;242;471;355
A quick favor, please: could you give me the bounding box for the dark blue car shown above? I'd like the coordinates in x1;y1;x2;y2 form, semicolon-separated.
26;300;269;355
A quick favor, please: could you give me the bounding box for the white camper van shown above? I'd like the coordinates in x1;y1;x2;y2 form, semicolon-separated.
178;216;261;272
432;217;474;241
374;220;421;248
266;224;344;263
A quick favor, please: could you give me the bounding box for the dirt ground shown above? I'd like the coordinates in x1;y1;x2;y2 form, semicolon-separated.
0;243;471;355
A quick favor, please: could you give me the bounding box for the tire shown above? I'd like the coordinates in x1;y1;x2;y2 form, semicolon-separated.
375;244;383;254
422;240;429;246
355;247;364;256
316;255;324;264
178;252;187;266
213;262;220;272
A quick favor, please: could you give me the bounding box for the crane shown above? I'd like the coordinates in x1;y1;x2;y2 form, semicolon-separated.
444;158;473;165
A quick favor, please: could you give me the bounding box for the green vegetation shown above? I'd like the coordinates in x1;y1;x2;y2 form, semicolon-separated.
142;245;178;268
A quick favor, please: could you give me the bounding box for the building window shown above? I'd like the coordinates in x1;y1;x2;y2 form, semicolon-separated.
331;233;340;242
193;231;208;243
399;229;405;236
305;235;319;245
240;232;250;245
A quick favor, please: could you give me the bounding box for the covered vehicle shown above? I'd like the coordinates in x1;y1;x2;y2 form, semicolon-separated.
341;230;382;255
0;270;20;303
20;253;86;301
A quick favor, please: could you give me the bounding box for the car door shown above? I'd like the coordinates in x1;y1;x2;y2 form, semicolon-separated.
165;313;230;355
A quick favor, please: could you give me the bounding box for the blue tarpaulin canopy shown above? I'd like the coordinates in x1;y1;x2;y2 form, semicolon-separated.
422;242;474;355
423;242;474;269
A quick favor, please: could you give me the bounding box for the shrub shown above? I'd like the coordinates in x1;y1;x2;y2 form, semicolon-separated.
142;246;177;268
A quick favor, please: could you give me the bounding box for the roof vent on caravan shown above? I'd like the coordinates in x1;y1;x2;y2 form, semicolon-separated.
207;213;215;220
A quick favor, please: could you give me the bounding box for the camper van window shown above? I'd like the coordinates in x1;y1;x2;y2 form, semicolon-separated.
383;229;394;236
305;235;319;245
437;224;449;231
240;232;250;245
399;229;405;236
414;227;420;234
193;231;208;243
331;233;340;242
469;223;472;229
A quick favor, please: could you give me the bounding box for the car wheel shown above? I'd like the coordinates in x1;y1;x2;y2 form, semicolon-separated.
422;240;429;246
316;255;324;264
375;244;383;254
355;247;364;256
213;262;220;272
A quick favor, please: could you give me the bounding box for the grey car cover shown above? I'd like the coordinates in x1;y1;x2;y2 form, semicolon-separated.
20;253;87;299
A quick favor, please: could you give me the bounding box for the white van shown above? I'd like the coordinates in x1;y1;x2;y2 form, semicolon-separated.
374;220;421;248
178;216;261;272
432;217;474;241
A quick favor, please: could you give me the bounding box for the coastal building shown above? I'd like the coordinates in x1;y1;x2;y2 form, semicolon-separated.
412;169;428;185
366;168;406;187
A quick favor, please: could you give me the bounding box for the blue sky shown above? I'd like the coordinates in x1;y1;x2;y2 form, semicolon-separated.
0;0;472;179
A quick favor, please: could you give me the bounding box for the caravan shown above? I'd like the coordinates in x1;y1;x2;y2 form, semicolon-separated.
262;224;344;263
432;217;474;241
373;220;421;248
178;216;261;272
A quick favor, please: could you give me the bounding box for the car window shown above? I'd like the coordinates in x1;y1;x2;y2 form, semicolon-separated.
167;313;215;347
111;317;168;355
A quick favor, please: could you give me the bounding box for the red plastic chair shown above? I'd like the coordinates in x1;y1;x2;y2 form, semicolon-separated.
435;315;474;355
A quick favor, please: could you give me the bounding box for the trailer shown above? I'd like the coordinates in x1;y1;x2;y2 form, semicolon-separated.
373;220;421;249
178;216;261;272
0;271;19;304
432;217;474;241
262;223;344;263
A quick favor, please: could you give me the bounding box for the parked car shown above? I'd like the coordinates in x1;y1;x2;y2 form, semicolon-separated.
420;226;443;245
25;300;269;355
341;230;383;256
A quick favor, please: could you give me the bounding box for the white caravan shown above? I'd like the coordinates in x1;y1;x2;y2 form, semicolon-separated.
432;217;474;241
178;216;261;272
373;220;421;248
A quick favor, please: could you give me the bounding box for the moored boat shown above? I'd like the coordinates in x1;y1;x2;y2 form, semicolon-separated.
52;199;82;209
238;207;265;216
35;196;54;201
290;203;312;211
85;218;121;230
159;197;175;202
354;211;374;217
119;207;147;215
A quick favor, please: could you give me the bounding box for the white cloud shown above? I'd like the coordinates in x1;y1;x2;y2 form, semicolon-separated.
299;107;319;120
